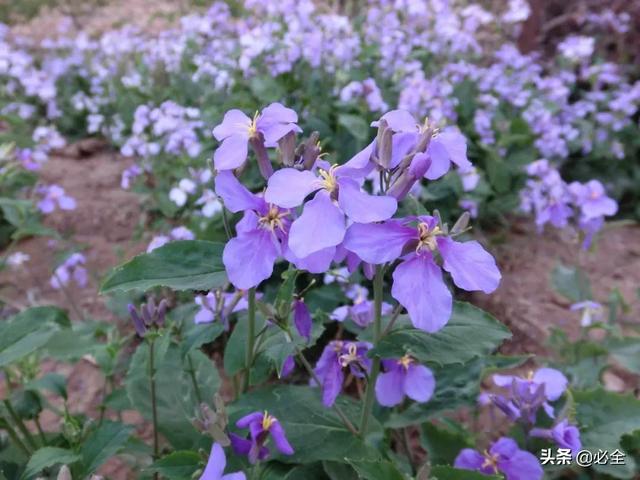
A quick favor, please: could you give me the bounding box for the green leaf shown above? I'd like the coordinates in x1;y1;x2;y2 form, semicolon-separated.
430;465;501;479
284;463;329;480
345;459;405;480
101;240;226;293
323;461;358;480
608;338;640;375
80;422;133;474
370;302;510;366
337;114;371;142
421;421;473;466
125;342;204;449
25;373;67;399
551;263;592;302
0;307;66;367
148;451;201;479
261;331;297;378
182;322;224;356
575;388;640;477
21;447;81;479
230;385;379;464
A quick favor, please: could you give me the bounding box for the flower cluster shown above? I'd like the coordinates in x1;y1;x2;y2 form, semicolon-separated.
520;159;618;248
37;184;76;214
50;253;87;289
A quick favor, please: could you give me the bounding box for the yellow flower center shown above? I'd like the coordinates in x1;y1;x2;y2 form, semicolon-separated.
481;450;500;474
258;205;288;231
416;223;443;253
262;411;276;431
398;355;413;370
317;165;339;193
247;111;260;138
339;343;359;368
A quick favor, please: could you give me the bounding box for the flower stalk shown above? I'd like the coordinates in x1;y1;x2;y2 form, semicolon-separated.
148;338;160;480
243;288;257;392
359;265;384;437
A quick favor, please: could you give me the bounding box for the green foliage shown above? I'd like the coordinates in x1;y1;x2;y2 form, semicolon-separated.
230;385;380;464
574;389;640;477
21;447;80;480
551;263;593;303
370;302;510;366
101;240;227;292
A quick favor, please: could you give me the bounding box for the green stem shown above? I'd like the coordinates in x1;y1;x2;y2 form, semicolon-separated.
34;416;47;446
3;399;37;451
149;340;160;480
0;415;30;456
294;346;358;435
186;353;203;405
359;266;384;437
53;271;84;321
243;288;256;392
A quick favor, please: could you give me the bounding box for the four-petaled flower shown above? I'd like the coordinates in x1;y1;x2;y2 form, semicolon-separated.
264;159;397;259
200;442;246;480
37;184;76;214
313;340;372;407
344;215;500;332
491;367;568;423
213;103;301;172
230;411;294;464
375;355;435;407
454;437;543;479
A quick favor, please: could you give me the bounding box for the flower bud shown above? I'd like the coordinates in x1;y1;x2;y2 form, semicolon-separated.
278;131;297;166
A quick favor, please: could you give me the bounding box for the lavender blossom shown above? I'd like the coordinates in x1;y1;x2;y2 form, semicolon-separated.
491;368;568;424
50;253;87;289
375;356;435;407
570;300;603;327
454;437;543;479
200;443;246;480
313;340;372;407
230;411;293;464
344;215;500;332
213;103;301;175
37;185;76;214
531;419;582;455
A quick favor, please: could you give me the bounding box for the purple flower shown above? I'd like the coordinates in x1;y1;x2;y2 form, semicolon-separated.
330;285;392;328
344;216;500;332
230;411;294;464
216;171;337;285
215;171;289;289
212;103;301;173
346;110;471;181
569;180;618;221
531;419;582;455
491;368;568;423
194;291;250;327
570;300;603;327
313;340;372;407
375;356;435;407
37;185;76;214
293;299;312;341
200;442;246;480
121;164;143;190
146;227;195;253
454;437;543;480
264;161;397;258
50;253;87;289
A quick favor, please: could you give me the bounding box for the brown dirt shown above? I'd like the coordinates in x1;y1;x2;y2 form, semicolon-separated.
473;219;640;357
0;141;146;320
